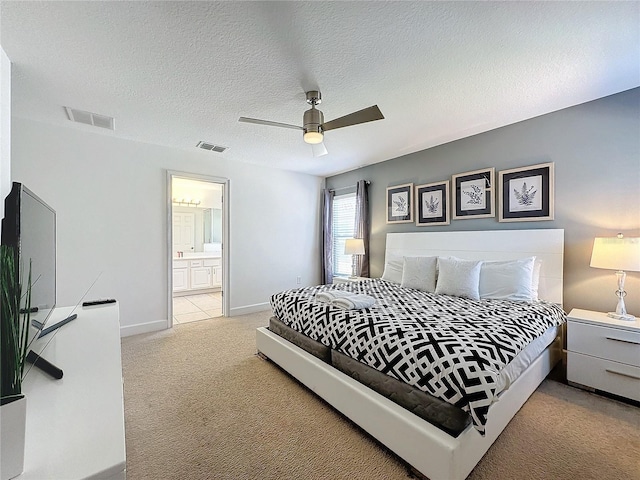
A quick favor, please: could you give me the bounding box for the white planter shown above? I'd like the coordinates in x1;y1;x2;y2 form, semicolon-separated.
0;395;26;480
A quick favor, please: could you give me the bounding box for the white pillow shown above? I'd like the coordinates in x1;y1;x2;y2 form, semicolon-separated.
531;258;542;301
479;257;535;303
401;256;437;292
381;255;403;284
435;257;483;300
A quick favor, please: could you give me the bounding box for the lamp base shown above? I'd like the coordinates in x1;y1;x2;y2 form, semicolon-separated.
607;312;636;321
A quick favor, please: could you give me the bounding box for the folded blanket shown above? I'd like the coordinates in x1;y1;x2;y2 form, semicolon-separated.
331;294;376;310
315;290;355;303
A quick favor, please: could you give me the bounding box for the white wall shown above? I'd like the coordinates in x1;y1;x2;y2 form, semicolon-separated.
11;117;323;335
0;47;10;221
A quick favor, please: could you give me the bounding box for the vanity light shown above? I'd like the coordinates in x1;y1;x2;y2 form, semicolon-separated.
172;198;201;207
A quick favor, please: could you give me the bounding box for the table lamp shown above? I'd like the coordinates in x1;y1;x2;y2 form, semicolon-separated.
344;238;365;278
590;234;640;320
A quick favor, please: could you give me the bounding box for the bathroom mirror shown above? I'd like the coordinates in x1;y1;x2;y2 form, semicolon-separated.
212;208;222;243
202;208;222;244
203;208;212;244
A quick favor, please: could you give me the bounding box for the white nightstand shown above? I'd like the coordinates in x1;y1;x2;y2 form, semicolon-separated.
566;308;640;402
332;276;370;285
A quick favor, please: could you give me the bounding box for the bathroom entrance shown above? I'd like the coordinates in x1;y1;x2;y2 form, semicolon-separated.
167;172;229;326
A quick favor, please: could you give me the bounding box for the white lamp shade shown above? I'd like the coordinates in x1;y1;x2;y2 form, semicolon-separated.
344;238;365;255
590;236;640;272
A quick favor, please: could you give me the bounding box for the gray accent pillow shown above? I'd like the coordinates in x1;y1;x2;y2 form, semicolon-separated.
435;257;483;300
401;256;437;292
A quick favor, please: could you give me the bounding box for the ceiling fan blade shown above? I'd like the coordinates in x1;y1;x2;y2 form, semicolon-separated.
311;142;328;157
322;105;384;132
238;117;303;130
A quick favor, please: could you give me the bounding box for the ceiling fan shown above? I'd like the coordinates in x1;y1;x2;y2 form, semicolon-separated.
238;91;384;157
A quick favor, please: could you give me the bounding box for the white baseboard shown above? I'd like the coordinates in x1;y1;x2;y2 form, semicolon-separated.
229;302;271;316
120;319;167;337
120;302;270;337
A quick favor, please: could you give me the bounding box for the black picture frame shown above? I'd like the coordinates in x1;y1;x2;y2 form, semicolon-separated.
386;183;413;224
452;168;495;220
499;162;554;222
415;181;449;226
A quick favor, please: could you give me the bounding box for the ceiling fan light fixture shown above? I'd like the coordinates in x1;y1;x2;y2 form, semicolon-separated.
303;105;324;144
303;130;324;144
239;90;384;153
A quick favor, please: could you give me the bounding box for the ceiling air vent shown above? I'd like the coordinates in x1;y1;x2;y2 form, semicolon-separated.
64;107;115;130
196;141;228;153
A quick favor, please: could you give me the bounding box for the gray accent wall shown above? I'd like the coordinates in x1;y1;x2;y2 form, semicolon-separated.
326;88;640;315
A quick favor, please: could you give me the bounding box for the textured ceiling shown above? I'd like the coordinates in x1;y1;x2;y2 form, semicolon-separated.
1;1;639;177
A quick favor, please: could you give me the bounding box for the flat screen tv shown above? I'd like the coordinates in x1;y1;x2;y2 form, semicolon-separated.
1;182;56;330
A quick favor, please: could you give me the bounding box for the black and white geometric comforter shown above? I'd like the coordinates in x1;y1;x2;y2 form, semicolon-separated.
270;279;566;434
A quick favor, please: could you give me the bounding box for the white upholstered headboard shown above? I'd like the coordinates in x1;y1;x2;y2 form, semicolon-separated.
384;229;564;305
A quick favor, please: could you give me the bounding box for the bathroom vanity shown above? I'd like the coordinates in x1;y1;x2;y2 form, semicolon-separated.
173;253;222;294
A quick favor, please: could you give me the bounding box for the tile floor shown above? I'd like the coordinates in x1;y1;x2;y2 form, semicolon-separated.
172;292;223;325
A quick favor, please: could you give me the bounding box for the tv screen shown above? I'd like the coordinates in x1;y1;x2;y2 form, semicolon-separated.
1;182;56;329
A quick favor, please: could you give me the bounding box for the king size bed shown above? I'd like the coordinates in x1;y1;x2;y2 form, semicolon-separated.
257;229;565;480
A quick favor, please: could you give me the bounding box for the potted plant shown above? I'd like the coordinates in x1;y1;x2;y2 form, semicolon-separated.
1;244;31;480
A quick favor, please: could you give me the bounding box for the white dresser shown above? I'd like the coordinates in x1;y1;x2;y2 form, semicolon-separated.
18;303;126;479
566;308;640;402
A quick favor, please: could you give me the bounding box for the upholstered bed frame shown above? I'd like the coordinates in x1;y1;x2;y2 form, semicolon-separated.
256;229;564;480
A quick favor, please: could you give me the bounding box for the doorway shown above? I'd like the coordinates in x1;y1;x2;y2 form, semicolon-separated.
167;171;230;327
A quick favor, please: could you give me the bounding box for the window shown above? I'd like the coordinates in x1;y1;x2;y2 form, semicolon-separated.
332;193;356;277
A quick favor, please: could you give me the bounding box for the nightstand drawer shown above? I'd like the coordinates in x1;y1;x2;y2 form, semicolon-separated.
568;321;640;367
567;351;640;401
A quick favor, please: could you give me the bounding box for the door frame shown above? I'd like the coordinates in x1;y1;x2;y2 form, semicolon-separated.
166;170;230;328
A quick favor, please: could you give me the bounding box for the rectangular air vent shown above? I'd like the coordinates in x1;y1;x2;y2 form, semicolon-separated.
196;141;228;153
64;107;115;130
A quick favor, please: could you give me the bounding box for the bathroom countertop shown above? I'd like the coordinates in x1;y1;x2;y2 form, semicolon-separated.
173;252;221;260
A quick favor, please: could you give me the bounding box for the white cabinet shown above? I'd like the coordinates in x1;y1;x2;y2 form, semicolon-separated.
20;304;125;479
190;265;212;289
173;257;221;293
213;266;222;287
173;260;189;291
567;308;640;402
204;258;222;287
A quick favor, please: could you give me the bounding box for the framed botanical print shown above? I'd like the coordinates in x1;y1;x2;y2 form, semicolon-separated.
452;168;495;220
386;183;413;224
499;162;554;222
415;181;449;226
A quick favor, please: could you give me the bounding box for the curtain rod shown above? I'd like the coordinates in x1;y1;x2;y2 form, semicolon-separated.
329;181;370;193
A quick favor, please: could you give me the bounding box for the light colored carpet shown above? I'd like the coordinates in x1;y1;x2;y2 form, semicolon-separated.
121;312;640;480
